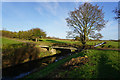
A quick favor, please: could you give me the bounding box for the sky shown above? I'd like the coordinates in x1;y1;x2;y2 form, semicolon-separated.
2;2;118;40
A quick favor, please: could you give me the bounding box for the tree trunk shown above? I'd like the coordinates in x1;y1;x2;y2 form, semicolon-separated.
80;34;86;49
82;42;86;49
82;31;86;49
35;38;37;42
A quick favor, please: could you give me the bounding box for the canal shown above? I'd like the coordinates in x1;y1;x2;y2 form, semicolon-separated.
2;49;76;80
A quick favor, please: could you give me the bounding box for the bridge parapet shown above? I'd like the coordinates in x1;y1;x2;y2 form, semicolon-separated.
40;46;77;50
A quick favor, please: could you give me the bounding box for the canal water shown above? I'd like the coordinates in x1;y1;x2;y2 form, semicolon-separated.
2;49;74;80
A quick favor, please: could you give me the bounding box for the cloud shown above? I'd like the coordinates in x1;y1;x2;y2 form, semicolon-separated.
44;2;59;16
35;7;43;15
81;0;92;2
35;2;59;16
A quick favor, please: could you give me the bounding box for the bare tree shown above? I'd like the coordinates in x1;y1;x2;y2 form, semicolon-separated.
90;33;103;40
113;8;120;19
66;2;107;48
113;1;120;19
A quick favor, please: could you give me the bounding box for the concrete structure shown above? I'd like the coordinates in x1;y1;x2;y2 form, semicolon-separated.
39;45;77;53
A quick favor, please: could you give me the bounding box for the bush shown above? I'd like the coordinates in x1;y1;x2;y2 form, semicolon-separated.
108;45;112;48
101;45;104;48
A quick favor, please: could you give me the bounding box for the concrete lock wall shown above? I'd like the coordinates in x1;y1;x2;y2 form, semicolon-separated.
49;48;56;55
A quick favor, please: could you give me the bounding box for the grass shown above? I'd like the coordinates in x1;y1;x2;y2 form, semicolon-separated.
1;37;119;78
1;37;23;45
83;50;120;78
50;49;120;78
0;37;53;46
21;52;84;80
39;39;118;49
104;41;118;48
38;39;80;45
87;40;118;49
21;49;120;79
1;37;26;51
0;37;25;51
1;37;55;68
1;37;118;49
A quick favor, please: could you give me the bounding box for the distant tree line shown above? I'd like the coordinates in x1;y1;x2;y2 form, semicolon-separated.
1;28;46;42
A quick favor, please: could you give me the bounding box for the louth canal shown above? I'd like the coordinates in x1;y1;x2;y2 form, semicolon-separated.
2;49;77;80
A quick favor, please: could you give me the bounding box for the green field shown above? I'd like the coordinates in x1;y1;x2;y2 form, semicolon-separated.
39;39;79;44
1;37;23;45
87;41;118;49
53;49;120;78
1;37;120;78
23;49;120;79
0;37;24;49
1;37;118;49
38;39;119;49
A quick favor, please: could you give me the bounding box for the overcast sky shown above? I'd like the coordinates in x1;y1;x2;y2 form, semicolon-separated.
2;2;118;40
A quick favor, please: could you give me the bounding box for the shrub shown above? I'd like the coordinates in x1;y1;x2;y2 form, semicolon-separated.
108;45;112;48
101;45;104;48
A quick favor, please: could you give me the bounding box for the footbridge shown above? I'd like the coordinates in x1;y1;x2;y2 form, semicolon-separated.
39;45;77;53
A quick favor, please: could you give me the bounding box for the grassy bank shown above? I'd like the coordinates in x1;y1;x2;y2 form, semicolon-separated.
87;41;118;49
1;37;118;49
1;37;23;45
1;37;119;69
21;49;120;79
1;37;119;79
21;52;84;80
47;49;120;78
38;39;119;49
1;37;55;68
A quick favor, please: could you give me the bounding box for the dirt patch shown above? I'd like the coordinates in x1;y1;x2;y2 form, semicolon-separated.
63;56;89;68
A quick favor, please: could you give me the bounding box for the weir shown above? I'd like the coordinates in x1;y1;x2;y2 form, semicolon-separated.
40;46;77;53
2;46;77;80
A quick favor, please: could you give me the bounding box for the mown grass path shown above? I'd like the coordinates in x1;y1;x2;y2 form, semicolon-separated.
39;49;120;79
97;53;120;78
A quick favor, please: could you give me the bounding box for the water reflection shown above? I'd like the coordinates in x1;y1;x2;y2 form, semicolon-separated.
2;51;73;80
